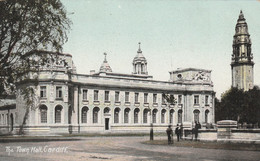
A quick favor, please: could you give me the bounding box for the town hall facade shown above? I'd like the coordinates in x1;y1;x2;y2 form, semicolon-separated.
1;42;215;135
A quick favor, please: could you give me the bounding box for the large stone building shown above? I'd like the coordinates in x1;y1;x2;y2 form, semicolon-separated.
0;43;215;135
231;11;254;91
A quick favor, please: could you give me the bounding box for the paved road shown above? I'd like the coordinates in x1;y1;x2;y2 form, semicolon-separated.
0;136;259;161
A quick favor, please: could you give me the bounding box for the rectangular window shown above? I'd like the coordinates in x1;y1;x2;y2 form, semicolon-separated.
125;92;129;102
83;90;88;100
153;94;157;103
135;93;139;103
144;93;148;103
194;95;199;104
178;95;182;104
105;91;109;101
115;91;120;102
56;86;62;98
162;95;166;104
205;95;209;105
94;90;99;101
40;86;46;98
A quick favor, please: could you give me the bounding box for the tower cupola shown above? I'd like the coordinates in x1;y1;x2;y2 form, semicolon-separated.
231;11;254;91
132;42;148;75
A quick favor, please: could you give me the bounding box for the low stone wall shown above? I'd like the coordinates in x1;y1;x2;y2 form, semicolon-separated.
231;129;260;140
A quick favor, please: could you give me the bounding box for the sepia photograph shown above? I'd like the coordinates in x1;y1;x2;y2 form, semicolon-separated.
0;0;260;160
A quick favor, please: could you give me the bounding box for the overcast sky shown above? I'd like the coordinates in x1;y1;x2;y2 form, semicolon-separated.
61;0;260;98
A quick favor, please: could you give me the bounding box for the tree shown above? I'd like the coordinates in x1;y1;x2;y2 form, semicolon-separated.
0;0;71;96
162;93;177;106
215;86;260;125
0;0;71;134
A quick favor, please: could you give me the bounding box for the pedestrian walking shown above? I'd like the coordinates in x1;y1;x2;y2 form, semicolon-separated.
166;125;173;144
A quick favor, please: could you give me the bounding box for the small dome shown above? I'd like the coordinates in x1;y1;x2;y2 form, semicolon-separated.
100;53;112;73
133;42;147;62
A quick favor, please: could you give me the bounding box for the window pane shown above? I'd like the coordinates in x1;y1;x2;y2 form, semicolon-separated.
135;93;139;102
153;94;157;103
114;109;119;123
124;109;129;123
105;91;109;101
143;110;148;123
55;106;62;123
205;95;209;105
82;107;88;123
161;110;165;123
94;90;99;101
40;86;46;98
144;93;148;103
56;87;62;98
83;90;88;100
93;108;99;123
170;110;174;124
115;92;119;102
40;106;47;123
178;110;182;123
125;92;129;102
194;95;199;104
134;109;139;123
178;95;182;103
152;110;157;123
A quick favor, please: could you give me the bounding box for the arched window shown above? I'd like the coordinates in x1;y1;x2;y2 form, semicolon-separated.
205;110;209;123
124;108;130;123
194;110;200;123
161;109;166;124
104;107;110;114
152;109;158;123
134;108;140;124
93;107;100;123
114;108;120;123
143;109;149;123
55;105;62;123
39;105;47;123
178;110;182;123
170;109;174;124
81;107;88;123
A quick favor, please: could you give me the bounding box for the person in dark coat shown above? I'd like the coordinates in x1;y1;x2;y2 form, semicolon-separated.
194;121;199;141
166;125;173;144
175;124;181;141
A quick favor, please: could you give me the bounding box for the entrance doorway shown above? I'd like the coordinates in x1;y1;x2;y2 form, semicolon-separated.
105;118;109;130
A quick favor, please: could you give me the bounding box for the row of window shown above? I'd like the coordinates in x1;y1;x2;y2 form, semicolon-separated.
83;107;183;124
84;90;211;105
40;86;62;99
40;86;211;105
39;105;210;124
39;105;62;124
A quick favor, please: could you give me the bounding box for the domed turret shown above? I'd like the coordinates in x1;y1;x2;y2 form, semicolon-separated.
132;42;148;75
100;52;112;73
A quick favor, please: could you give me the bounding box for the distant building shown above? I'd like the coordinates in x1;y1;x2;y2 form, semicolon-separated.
0;43;215;135
231;11;254;91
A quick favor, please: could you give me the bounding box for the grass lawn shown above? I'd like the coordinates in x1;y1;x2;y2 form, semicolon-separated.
143;140;260;151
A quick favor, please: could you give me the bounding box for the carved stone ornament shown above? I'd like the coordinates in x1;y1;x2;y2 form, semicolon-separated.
193;71;210;81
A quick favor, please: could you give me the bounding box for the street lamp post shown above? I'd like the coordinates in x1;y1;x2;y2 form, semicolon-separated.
149;107;153;140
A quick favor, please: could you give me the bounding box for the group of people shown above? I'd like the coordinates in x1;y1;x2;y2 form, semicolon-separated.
166;124;181;144
166;121;202;144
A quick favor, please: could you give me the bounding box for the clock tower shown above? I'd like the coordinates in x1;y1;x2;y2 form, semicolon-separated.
231;10;254;91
